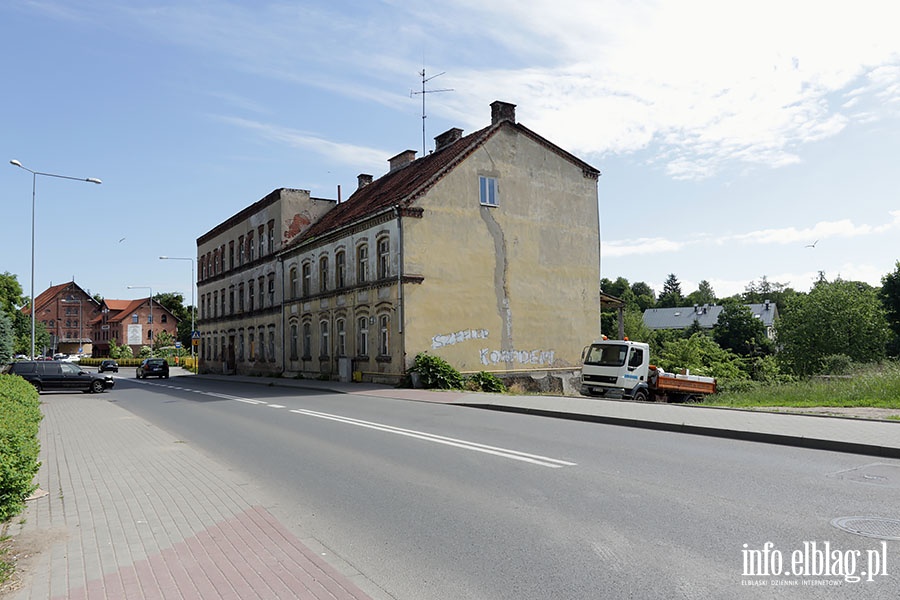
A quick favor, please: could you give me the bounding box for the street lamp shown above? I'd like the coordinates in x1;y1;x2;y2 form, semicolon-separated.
10;159;101;358
127;285;153;347
159;256;195;359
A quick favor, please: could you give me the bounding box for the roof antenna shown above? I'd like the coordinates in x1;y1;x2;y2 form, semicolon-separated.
411;67;453;156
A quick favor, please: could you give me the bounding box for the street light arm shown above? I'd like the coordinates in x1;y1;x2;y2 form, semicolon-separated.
11;159;101;184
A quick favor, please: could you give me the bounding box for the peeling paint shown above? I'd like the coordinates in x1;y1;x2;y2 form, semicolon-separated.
432;328;489;349
284;212;312;242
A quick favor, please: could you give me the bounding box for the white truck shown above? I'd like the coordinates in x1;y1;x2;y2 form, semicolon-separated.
580;339;717;403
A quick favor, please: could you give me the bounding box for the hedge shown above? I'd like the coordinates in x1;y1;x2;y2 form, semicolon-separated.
0;374;42;522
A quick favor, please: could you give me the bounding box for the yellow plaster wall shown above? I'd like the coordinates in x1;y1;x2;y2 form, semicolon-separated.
402;126;600;372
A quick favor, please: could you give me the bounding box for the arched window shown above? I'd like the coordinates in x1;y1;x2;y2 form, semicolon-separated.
357;316;369;357
379;314;390;356
289;267;298;298
377;237;390;279
356;244;368;284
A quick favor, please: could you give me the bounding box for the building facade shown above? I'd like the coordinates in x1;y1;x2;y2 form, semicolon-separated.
91;298;180;357
195;188;336;374
27;281;102;356
197;101;602;382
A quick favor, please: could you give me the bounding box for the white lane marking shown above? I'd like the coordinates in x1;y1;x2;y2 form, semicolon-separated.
290;408;576;468
268;404;286;409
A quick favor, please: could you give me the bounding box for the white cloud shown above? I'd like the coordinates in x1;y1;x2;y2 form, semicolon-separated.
602;237;686;257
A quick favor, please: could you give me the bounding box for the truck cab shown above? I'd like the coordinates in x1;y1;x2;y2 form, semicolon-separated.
580;340;650;398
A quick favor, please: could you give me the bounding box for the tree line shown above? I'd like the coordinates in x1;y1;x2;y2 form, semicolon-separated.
601;261;900;383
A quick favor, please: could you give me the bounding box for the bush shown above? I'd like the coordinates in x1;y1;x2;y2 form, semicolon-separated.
0;374;42;522
409;353;463;389
819;354;853;376
465;371;507;393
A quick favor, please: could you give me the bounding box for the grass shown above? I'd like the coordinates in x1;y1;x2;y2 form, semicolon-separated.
0;536;13;587
703;361;900;409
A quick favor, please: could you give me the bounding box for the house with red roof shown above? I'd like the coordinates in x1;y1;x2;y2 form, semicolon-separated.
91;297;180;357
196;101;601;382
24;281;101;357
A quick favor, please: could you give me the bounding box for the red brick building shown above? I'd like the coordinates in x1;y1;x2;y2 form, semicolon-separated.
91;297;180;357
25;282;102;357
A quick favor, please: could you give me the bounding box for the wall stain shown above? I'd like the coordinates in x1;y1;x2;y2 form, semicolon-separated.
480;206;513;367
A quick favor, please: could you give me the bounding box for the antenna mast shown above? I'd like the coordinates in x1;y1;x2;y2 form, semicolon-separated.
411;68;453;156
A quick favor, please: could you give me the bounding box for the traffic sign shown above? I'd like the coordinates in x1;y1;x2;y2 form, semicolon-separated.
191;331;201;339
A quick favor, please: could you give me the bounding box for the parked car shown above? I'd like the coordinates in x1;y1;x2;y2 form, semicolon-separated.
98;359;119;373
8;360;115;393
136;358;169;379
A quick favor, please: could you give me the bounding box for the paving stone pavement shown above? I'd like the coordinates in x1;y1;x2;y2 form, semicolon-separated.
4;393;374;600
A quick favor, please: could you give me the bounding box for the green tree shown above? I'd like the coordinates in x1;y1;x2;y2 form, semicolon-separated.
153;292;194;349
13;311;49;357
657;273;683;308
0;311;14;364
713;300;770;356
685;280;716;306
630;281;656;311
0;272;25;315
152;330;175;352
623;308;653;342
880;260;900;356
655;333;748;380
776;278;891;376
741;276;797;313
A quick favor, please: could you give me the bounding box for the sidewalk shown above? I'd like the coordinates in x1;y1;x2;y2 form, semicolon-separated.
2;390;378;600
3;371;898;599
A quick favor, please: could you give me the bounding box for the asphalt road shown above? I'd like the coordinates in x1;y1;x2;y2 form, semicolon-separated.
107;373;900;599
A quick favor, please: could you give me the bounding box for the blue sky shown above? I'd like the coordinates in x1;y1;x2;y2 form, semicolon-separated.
3;0;899;307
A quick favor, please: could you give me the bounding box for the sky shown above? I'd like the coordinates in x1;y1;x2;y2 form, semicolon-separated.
2;0;899;308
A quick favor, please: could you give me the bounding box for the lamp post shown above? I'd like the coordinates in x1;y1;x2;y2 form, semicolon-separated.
159;256;195;359
127;285;153;349
9;159;101;358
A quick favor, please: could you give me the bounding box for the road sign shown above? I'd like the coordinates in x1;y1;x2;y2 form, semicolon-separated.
192;338;199;347
175;341;182;349
191;330;201;339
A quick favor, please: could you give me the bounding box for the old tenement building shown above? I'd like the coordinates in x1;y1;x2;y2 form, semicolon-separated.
196;101;601;383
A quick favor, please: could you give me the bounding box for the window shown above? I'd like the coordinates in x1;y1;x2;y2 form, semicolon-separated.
379;314;389;356
335;250;346;288
377;238;390;279
319;320;329;357
268;327;275;362
357;316;368;357
267;274;275;306
289;267;298;298
257;277;264;308
302;262;311;296
290;323;298;360
229;241;235;270
212;249;218;276
479;176;498;206
161;314;167;323
147;311;153;324
201;257;207;279
336;318;346;356
220;245;226;272
213;292;218;317
257;326;265;361
248;280;255;311
248;332;255;361
248;232;255;261
132;314;138;324
302;322;311;358
258;225;265;258
229;287;235;314
319;256;329;292
220;288;226;315
268;221;275;254
238;236;245;265
238;283;245;312
238;331;245;361
356;244;368;284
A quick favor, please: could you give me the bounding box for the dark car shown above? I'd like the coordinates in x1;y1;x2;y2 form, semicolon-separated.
8;360;115;393
136;358;169;379
98;359;119;373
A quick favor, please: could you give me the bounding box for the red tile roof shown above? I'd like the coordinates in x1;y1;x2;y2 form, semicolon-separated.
284;119;599;250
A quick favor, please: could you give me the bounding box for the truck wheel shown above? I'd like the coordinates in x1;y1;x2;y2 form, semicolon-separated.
632;389;649;403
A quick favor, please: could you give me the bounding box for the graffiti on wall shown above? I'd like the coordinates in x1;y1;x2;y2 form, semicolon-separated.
432;328;490;349
480;348;555;366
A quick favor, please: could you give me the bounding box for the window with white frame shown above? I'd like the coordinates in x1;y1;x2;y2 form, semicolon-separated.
302;262;311;296
357;244;368;284
290;323;298;360
357;316;368;357
302;322;311;357
335;250;346;288
479;176;498;206
336;318;346;356
319;256;328;292
289;267;298;298
379;314;389;356
377;237;390;279
319;320;329;357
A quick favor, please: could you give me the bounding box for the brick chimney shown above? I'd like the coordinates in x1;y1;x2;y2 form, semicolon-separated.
434;128;463;152
490;101;517;125
357;173;373;189
388;150;417;173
